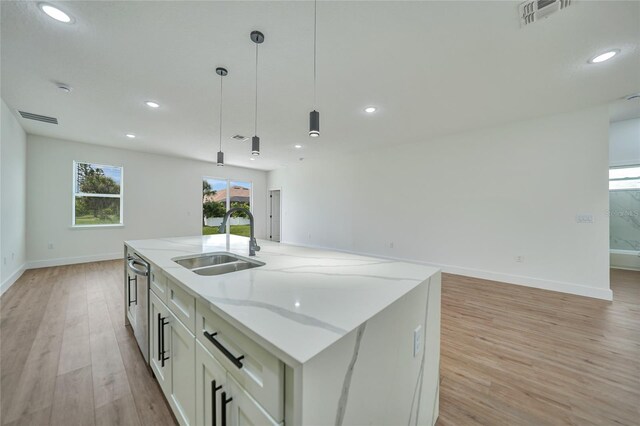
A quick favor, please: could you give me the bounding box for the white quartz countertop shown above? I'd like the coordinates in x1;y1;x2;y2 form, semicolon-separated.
125;235;439;365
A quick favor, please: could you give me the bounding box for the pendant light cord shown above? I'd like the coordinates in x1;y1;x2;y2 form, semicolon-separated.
255;43;259;135
313;0;317;108
219;75;223;152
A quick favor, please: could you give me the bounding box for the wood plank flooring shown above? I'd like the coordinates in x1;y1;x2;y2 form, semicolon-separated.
0;262;174;426
437;268;640;426
0;261;638;425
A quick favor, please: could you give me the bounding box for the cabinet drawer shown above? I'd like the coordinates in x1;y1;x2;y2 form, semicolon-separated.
196;300;284;422
167;278;196;334
150;266;168;302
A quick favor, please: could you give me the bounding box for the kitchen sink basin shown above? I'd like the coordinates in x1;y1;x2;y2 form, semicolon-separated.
173;252;264;276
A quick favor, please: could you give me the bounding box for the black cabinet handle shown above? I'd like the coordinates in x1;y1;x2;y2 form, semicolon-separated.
157;313;162;362
160;316;170;367
221;391;232;426
128;275;137;306
203;331;245;369
211;380;222;426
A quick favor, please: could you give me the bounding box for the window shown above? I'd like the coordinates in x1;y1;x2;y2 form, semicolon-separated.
202;178;252;237
609;166;640;190
73;161;123;226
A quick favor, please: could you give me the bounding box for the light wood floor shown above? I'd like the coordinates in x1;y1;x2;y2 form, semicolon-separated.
437;268;640;426
0;261;638;425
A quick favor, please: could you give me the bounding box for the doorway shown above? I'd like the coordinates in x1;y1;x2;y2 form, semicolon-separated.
269;190;281;242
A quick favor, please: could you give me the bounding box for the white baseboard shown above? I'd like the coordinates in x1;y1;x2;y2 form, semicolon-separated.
0;264;26;296
282;241;613;301
436;262;613;301
610;249;640;271
26;252;122;269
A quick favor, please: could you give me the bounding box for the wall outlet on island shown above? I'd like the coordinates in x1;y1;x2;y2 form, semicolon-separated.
48;242;54;249
515;255;524;263
389;242;394;249
413;325;422;357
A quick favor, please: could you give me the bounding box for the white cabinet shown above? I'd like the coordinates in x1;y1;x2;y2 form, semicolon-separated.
224;374;281;426
196;300;284;421
150;292;196;426
150;266;168;303
195;341;227;426
150;292;171;394
169;310;196;426
150;282;283;426
196;341;280;426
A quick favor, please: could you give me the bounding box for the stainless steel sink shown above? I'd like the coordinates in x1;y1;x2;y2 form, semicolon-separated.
173;252;264;276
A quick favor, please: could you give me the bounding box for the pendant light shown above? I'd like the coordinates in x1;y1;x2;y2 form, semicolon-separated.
216;67;228;166
309;0;319;137
251;30;264;156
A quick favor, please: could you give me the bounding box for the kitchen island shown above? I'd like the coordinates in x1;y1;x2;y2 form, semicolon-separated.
125;234;441;426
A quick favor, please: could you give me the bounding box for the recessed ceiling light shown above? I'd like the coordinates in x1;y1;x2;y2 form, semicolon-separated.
56;83;72;93
126;134;136;139
364;106;377;113
39;3;72;23
588;50;620;64
250;157;256;161
145;101;160;108
294;144;302;149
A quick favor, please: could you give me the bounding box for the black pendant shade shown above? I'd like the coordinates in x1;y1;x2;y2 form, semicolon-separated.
252;136;260;156
217;151;224;166
309;110;319;137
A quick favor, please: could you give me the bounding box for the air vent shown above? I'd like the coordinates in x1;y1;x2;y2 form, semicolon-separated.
18;111;58;124
231;135;248;141
519;0;571;26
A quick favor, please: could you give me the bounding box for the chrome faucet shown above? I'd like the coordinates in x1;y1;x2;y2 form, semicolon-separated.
218;207;261;256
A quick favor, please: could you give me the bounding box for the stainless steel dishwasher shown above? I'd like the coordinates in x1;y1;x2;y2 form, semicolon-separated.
125;250;150;363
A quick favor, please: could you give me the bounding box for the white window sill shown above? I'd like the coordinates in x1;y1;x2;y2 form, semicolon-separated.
70;224;125;230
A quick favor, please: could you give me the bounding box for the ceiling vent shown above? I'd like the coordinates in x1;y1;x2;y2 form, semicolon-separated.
231;135;248;142
519;0;571;26
18;111;58;124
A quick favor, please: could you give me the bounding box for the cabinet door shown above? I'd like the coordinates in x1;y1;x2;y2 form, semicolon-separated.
222;375;281;426
125;272;137;328
169;311;196;426
196;341;227;426
150;292;171;394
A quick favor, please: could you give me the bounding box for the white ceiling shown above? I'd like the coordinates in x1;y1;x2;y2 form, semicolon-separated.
2;1;639;171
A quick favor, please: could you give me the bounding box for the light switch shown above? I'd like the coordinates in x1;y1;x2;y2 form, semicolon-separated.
576;214;594;224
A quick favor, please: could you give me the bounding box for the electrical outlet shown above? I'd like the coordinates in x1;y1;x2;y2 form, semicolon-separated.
389;242;394;249
515;255;524;263
48;242;54;249
413;325;422;357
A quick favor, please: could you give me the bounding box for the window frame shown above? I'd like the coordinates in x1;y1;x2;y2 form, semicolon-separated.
609;164;640;191
72;160;124;228
202;176;253;229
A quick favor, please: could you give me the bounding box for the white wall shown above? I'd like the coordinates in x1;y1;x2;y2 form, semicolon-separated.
609;118;640;167
269;106;612;300
1;99;27;293
27;135;268;267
